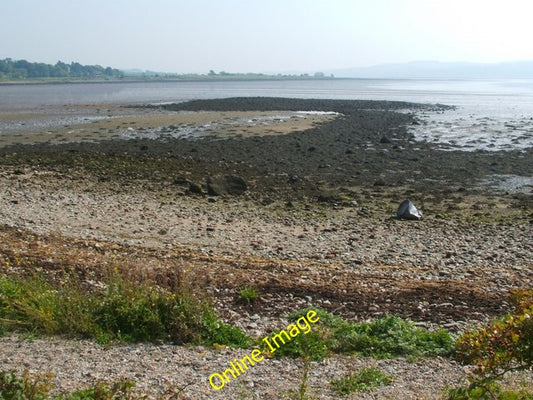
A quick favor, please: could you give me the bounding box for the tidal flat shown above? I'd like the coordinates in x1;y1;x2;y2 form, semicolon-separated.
0;97;532;399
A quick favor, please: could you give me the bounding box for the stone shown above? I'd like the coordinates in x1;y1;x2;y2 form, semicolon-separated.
317;188;342;203
397;199;423;220
207;175;248;196
173;176;189;185
188;181;204;195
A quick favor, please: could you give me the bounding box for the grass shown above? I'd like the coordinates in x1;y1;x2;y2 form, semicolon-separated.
265;307;455;361
0;273;250;347
330;367;393;395
238;286;259;304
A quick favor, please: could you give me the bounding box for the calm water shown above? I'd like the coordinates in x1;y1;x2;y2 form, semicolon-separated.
1;79;533;151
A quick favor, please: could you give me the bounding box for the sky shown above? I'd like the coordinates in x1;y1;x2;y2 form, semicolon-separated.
2;0;533;74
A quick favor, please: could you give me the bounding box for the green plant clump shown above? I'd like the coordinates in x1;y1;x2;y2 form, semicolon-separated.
266;307;455;361
238;286;259;304
0;369;147;400
0;370;53;400
447;289;533;399
447;381;533;400
331;367;393;395
0;275;250;347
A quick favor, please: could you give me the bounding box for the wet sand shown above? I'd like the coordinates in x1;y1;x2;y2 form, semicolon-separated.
0;103;337;146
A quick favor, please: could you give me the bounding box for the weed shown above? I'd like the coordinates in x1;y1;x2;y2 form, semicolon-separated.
0;370;150;400
61;379;139;400
268;308;454;361
238;286;259;304
282;357;315;400
446;381;533;400
264;324;331;361
0;369;54;400
295;357;314;400
0;274;250;347
331;367;393;395
337;314;455;359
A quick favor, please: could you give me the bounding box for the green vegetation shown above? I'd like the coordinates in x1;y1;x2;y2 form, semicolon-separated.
330;367;393;395
0;58;123;80
0;370;53;400
238;286;259;304
446;289;533;399
447;382;533;400
264;307;455;361
281;357;315;400
0;369;158;400
0;274;250;347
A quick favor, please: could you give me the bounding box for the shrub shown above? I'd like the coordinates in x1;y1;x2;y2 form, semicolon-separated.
447;381;533;400
449;289;533;399
456;289;533;379
0;369;53;400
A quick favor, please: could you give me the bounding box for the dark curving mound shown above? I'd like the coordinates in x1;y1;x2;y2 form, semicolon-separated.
162;97;444;113
1;98;531;204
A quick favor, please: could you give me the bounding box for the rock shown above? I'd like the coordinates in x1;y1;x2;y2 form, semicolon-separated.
380;136;392;144
173;176;189;185
397;199;423;220
317;188;342;203
188;181;204;195
207;175;248;196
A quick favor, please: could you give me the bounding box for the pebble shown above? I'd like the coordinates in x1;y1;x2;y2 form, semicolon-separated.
0;163;531;398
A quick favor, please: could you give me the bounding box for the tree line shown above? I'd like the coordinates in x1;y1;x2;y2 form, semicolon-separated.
0;58;123;80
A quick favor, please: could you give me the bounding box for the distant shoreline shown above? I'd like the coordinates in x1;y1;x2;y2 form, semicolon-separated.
0;76;362;86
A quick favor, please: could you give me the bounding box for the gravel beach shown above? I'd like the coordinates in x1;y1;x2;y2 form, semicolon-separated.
0;98;531;399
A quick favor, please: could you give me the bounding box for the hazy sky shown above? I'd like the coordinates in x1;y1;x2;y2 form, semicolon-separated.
2;0;533;73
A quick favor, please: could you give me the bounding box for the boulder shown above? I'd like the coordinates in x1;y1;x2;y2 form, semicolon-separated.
188;181;204;195
173;176;204;195
207;175;248;196
397;199;423;220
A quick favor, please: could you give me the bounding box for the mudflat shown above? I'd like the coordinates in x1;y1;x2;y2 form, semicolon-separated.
0;97;531;399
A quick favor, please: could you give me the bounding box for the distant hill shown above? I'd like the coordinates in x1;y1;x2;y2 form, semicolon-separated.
330;61;533;79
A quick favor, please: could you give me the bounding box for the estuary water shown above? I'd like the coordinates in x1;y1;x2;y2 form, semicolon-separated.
1;78;533;152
